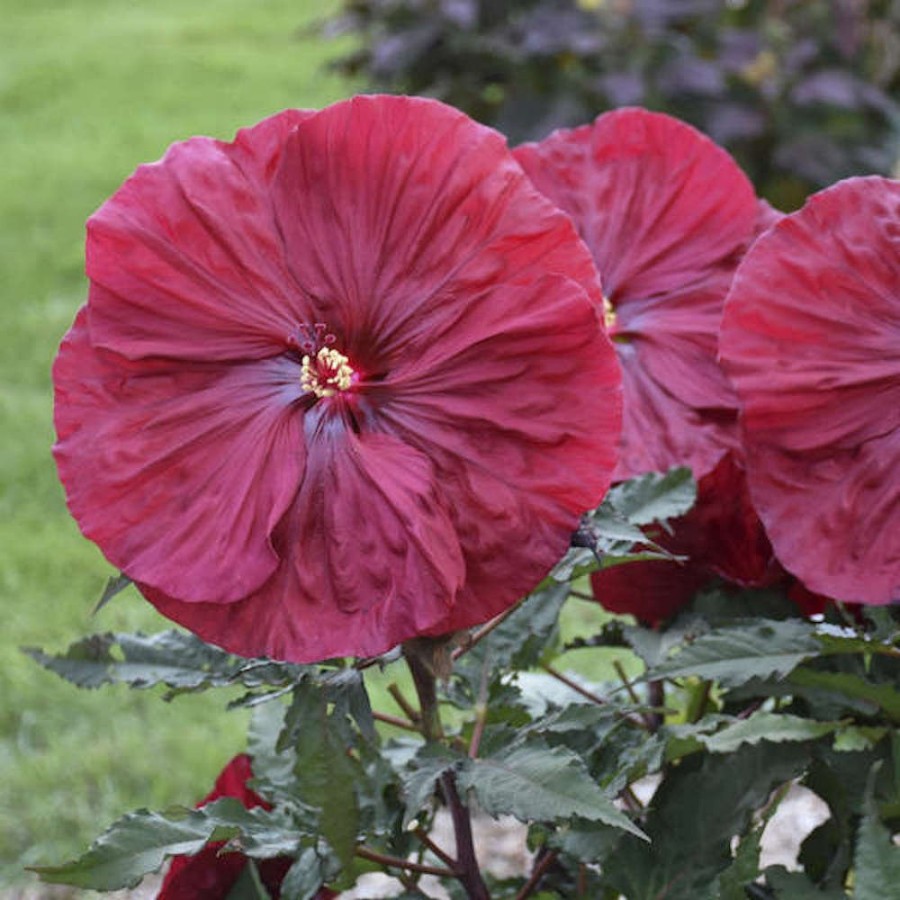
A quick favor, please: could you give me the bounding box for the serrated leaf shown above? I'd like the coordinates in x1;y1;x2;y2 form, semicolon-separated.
602;743;809;900
547;817;622;864
455;582;568;687
699;712;837;754
788;668;900;723
92;573;133;614
225;861;272;900
650;619;819;687
322;668;376;744
459;740;645;838
286;683;359;868
623;617;706;668
401;746;462;828
854;778;900;900
30;799;295;891
23;631;307;694
832;725;888;753
764;865;846;899
279;847;329;900
604;466;696;525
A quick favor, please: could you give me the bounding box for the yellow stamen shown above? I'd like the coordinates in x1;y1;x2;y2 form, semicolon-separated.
602;295;616;330
300;347;354;399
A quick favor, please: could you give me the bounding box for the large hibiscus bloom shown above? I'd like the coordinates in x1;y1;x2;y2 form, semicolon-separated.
158;754;334;899
53;95;622;662
514;108;758;481
720;176;900;606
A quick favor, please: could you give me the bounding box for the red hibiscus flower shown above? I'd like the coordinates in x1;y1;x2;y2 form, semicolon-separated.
157;754;334;900
53;95;622;662
720;176;900;606
591;452;779;625
514;108;758;481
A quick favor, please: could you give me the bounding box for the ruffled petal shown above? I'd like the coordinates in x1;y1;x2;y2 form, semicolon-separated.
376;273;621;621
87;110;316;362
591;560;704;626
615;342;736;481
513;108;757;307
515;108;756;480
53;308;305;603
270;94;604;368
721;176;900;605
146;430;467;661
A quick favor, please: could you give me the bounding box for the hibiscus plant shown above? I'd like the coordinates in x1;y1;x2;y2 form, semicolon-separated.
27;94;900;898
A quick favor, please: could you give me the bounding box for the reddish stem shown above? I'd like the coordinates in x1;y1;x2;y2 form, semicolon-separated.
441;772;491;900
355;845;454;878
514;849;558;900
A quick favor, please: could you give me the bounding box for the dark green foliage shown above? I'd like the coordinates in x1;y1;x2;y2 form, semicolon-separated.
28;473;900;896
325;0;900;207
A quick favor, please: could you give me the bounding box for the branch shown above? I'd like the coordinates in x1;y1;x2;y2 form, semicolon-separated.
441;772;491;900
514;849;558;900
452;600;525;661
355;846;455;878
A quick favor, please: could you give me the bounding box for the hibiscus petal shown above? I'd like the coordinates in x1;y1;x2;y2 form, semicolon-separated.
270;94;604;369
373;273;620;619
87;110;316;362
515;108;756;480
721;176;900;605
513;108;757;307
53;308;305;603
591;560;704;626
146;430;467;661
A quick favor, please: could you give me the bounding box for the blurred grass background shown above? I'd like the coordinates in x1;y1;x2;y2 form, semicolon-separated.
0;0;355;885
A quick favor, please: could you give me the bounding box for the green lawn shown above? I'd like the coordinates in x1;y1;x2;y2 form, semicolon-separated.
0;0;355;884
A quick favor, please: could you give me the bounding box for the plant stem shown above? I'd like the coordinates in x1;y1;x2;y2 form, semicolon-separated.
403;641;444;741
356;845;455;878
372;710;421;733
514;848;558;900
413;825;457;869
468;655;491;759
441;771;491;900
541;663;607;706
452;600;524;661
388;681;421;724
647;678;665;731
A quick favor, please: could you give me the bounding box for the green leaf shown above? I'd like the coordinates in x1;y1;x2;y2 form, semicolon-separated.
699;712;838;753
650;619;819;687
247;702;297;798
401;746;462;828
285;683;360;869
23;631;307;694
546;818;622;864
280;847;329;900
788;668;900;723
455;582;568;686
459;739;646;838
602;743;809;900
763;866;846;899
854;778;900;900
92;572;133;614
603;466;696;526
225;861;273;900
832;725;888;753
30;799;296;891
